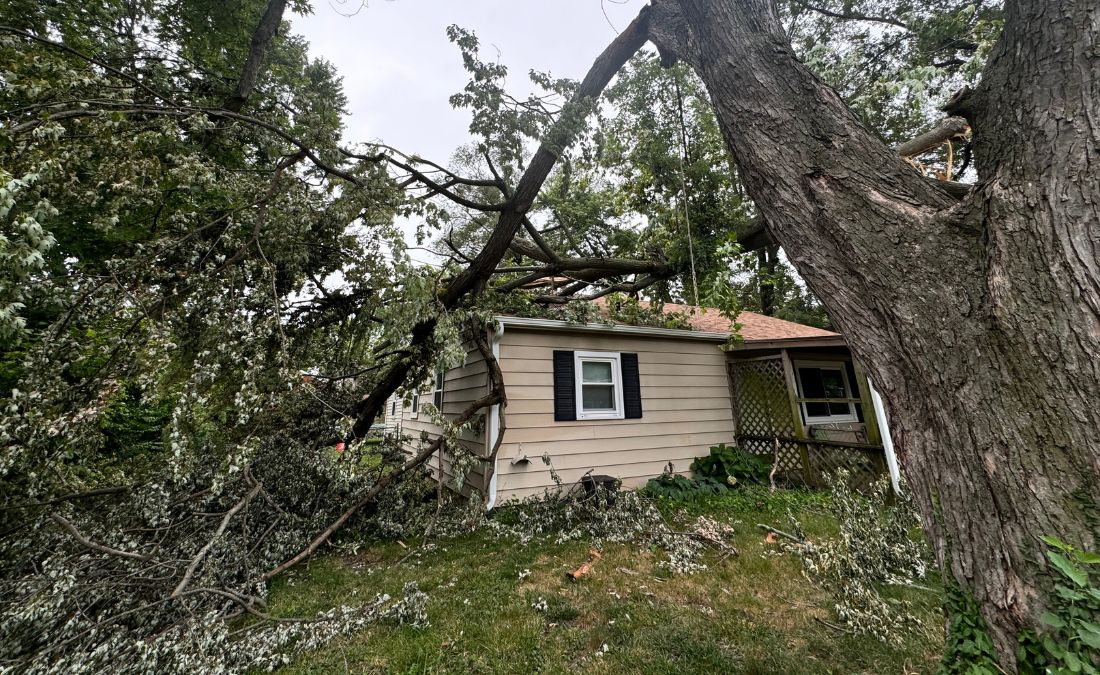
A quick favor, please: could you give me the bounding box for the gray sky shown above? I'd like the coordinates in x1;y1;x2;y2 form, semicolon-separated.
293;0;645;167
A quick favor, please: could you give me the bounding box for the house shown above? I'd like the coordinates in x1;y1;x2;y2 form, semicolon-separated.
384;304;897;508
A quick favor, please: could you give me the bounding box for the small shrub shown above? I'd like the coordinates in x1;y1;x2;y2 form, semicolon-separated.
690;443;771;485
642;473;729;501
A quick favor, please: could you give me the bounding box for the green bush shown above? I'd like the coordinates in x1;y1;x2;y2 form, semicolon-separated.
690;443;771;485
642;473;729;501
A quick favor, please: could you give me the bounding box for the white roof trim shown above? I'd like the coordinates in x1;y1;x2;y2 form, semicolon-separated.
494;315;731;342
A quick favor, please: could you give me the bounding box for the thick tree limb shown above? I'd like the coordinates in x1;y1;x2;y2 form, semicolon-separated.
436;11;653;308
896;116;970;158
223;0;288;113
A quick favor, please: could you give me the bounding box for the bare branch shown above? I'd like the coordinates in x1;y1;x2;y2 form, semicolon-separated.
171;482;262;598
50;513;150;562
790;0;910;30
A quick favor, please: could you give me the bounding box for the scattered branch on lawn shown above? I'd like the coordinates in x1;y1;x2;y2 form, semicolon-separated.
2;485;132;511
50;513;151;562
757;523;804;544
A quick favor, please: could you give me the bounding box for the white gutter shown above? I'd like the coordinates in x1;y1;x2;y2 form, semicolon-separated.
484;321;505;510
495;315;730;342
869;382;902;494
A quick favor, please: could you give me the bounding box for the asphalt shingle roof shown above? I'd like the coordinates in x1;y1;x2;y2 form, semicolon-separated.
629;301;839;341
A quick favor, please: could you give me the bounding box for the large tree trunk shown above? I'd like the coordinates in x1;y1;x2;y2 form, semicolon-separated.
650;0;1100;667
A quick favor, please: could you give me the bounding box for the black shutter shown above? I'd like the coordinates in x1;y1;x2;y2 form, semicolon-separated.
552;351;576;421
621;352;643;419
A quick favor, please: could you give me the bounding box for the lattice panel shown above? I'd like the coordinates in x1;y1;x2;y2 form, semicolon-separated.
729;358;794;439
766;443;885;490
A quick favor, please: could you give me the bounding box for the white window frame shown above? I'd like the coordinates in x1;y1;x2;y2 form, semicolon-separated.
793;360;858;425
432;366;445;411
574;350;624;420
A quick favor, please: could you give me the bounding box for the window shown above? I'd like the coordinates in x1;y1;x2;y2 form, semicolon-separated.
390;400;396;416
794;360;857;424
410;391;419;419
574;351;624;420
432;366;445;410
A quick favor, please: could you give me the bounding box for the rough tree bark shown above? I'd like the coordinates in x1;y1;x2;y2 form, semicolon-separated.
648;0;1099;668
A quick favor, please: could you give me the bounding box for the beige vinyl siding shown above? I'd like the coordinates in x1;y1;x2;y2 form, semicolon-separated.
383;395;403;435
394;339;490;496
493;328;736;502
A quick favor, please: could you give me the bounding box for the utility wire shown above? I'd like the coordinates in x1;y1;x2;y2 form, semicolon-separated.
673;69;700;304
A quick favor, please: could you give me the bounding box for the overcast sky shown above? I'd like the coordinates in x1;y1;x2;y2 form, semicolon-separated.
293;0;645;170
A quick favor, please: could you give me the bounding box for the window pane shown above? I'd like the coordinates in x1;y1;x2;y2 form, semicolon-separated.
582;384;614;410
798;367;825;398
582;360;613;383
821;369;848;399
805;401;829;418
828;402;850;416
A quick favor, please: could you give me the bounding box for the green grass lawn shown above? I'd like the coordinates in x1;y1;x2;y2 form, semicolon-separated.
266;490;944;674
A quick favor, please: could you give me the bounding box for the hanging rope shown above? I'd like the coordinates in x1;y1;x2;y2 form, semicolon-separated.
673;69;700;305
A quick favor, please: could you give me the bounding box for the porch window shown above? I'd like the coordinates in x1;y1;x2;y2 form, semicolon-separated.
794;360;858;425
574;351;624;420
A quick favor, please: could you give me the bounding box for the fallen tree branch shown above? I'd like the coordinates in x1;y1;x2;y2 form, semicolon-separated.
343;8;654;442
3;485;132;511
172;482;262;597
265;335;507;579
756;523;804;544
50;513;150;562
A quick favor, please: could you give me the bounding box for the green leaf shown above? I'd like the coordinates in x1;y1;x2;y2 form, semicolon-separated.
1075;551;1100;565
1078;625;1100;649
1049;551;1090;587
1041;611;1067;629
1041;535;1070;550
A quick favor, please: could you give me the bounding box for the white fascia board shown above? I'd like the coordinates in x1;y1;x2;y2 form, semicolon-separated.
494;316;730;342
484;322;505;511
